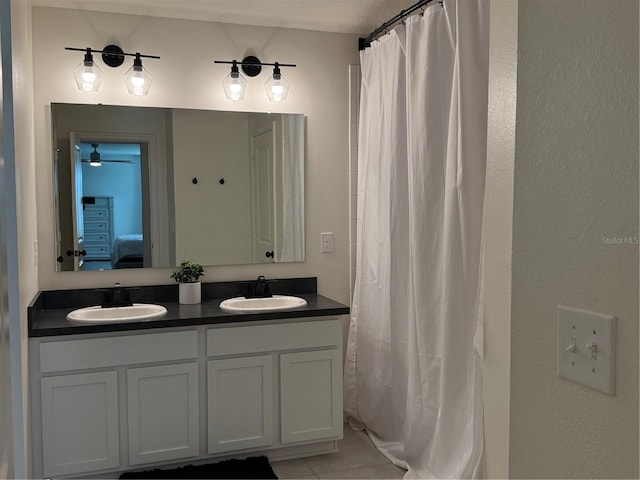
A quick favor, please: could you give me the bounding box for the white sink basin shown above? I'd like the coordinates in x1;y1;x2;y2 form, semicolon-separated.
66;304;168;324
219;295;307;313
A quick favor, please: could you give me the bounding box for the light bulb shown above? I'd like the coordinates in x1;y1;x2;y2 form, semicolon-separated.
130;72;145;88
222;62;247;101
81;68;96;83
229;81;242;94
264;64;290;102
124;54;152;96
73;49;103;92
271;82;284;96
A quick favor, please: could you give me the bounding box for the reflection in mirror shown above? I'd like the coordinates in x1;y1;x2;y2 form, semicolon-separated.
52;103;305;272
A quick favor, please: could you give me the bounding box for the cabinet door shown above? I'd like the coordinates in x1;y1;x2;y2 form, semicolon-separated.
127;363;199;465
41;371;119;477
280;349;343;444
207;355;273;453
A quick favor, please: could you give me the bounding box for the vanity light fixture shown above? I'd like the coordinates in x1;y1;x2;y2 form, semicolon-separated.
72;48;103;92
264;62;290;102
124;53;153;96
66;46;160;96
215;57;296;102
221;60;248;101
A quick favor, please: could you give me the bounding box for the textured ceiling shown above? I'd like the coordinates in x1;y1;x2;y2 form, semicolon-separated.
29;0;419;36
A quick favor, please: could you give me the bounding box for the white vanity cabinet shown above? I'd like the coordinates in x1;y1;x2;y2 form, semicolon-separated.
207;355;274;453
31;329;199;478
127;363;200;465
205;319;343;449
30;317;343;478
280;348;343;444
40;371;120;477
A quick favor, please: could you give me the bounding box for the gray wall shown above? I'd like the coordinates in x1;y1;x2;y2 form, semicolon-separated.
510;0;639;477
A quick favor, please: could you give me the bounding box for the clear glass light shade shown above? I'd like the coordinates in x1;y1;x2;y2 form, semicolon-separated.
124;64;152;96
222;71;248;101
73;60;103;92
264;73;290;102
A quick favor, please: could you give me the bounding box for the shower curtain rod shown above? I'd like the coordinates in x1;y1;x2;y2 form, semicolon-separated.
358;0;438;50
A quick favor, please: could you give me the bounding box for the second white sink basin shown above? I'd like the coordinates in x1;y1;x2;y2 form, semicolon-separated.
67;304;168;324
219;295;307;313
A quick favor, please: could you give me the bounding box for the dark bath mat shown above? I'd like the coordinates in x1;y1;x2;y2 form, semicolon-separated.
119;455;278;479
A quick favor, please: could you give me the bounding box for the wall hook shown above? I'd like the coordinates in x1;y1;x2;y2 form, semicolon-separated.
219;178;225;185
192;177;198;184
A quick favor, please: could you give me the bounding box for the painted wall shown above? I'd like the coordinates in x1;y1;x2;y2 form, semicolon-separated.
510;0;639;477
32;7;358;306
82;159;143;239
3;0;39;475
172;109;252;265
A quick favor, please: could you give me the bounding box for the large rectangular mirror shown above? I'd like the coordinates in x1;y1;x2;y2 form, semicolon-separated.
52;103;305;272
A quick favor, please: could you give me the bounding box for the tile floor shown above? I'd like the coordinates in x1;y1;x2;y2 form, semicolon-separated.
271;426;406;479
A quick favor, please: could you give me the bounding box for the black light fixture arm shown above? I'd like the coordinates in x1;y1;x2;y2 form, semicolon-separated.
214;60;296;68
65;46;160;60
64;45;160;67
215;57;296;79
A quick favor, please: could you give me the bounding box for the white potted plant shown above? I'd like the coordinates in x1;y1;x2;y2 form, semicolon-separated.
170;260;205;304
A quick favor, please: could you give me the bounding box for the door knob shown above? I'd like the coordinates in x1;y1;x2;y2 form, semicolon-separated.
265;251;274;258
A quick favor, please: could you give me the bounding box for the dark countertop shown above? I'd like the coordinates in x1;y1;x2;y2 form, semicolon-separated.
28;277;350;338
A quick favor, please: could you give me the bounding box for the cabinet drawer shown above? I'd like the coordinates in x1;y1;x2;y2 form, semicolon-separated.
84;245;110;258
84;233;110;244
84;208;109;219
85;221;109;232
207;319;341;357
40;331;198;373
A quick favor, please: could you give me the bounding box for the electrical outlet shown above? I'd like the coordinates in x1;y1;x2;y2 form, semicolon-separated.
321;232;334;253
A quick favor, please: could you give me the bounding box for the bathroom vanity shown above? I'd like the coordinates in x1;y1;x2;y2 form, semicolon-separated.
28;278;349;478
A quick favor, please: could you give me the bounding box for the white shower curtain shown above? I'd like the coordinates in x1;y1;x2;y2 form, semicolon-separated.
343;1;489;478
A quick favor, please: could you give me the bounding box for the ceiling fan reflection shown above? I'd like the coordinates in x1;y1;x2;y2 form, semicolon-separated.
81;143;134;166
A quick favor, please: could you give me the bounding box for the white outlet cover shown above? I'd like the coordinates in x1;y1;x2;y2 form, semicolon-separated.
320;232;334;253
557;305;616;395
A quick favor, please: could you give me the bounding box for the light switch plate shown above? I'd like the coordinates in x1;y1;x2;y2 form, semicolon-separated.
557;305;616;395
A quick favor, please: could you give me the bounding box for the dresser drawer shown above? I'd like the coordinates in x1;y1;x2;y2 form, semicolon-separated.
85;221;109;233
84;244;110;258
84;232;110;244
84;207;109;219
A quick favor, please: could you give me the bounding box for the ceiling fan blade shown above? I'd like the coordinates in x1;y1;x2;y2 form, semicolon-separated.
81;159;135;164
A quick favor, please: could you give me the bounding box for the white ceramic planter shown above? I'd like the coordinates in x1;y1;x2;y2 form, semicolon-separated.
179;282;201;305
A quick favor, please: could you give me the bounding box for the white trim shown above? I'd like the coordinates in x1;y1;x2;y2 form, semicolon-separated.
483;0;518;477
